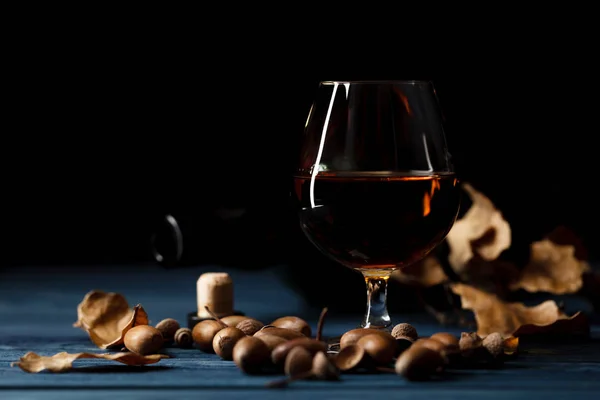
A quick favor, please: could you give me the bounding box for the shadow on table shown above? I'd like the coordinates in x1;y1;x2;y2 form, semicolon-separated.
69;365;173;373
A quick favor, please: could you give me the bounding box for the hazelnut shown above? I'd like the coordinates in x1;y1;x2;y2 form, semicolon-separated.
124;325;164;355
271;337;328;366
155;318;180;343
395;345;445;381
391;323;418;341
213;326;246;360
192;319;224;352
356;333;397;365
270;316;312;337
233;336;270;374
236;318;264;336
174;327;193;348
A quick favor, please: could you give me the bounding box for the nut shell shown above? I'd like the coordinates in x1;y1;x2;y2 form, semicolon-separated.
124;325;164;355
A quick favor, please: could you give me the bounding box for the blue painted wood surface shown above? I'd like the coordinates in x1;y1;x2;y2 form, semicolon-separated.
1;263;600;399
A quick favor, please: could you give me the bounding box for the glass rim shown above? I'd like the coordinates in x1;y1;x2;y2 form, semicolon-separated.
320;79;432;85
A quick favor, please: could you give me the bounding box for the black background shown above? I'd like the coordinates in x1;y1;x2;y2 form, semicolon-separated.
2;20;599;275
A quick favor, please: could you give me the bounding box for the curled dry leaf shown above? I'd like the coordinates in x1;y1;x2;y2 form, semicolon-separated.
503;336;519;355
73;290;149;349
446;183;511;276
545;225;588;261
509;239;590;294
11;351;167;373
458;256;520;295
391;255;448;287
451;283;588;338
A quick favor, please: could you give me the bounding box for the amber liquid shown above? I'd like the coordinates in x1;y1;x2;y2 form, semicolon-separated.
293;172;460;274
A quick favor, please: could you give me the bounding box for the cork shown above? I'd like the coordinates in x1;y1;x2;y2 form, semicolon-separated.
196;272;234;318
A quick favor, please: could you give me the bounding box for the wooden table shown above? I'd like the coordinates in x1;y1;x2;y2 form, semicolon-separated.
2;263;599;399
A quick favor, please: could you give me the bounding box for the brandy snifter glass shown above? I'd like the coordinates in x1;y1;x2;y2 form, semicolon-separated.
293;80;460;330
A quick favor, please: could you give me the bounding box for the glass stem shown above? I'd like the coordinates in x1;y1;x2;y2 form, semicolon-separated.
361;273;392;330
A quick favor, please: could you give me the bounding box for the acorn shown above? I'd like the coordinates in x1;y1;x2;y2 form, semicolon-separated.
255;334;288;352
221;315;249;327
333;344;367;372
355;333;397;365
236;318;264;336
339;328;395;349
284;346;313;377
254;326;306;341
271;337;327;366
213;326;246;360
312;351;340;380
123;325;164;355
155;318;180;344
270;316;312;337
395;345;445;381
232;336;270;374
192;319;224;352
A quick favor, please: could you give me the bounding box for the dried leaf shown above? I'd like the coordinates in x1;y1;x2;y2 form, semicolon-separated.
510;239;590;294
503;336;519;355
450;283;588;337
458;256;520;295
446;183;511;275
512;311;589;337
545;225;588;260
391;255;448;287
73;290;130;330
73;290;149;349
11;351;167;373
